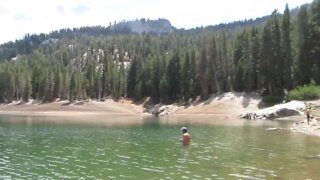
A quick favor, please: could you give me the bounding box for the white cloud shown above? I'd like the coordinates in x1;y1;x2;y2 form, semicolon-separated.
56;5;65;15
73;2;90;15
0;0;314;44
13;14;29;21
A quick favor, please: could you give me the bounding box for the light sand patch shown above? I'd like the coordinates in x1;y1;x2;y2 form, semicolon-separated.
176;92;261;116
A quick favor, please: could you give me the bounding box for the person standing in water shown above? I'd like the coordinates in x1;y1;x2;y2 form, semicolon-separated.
180;127;191;146
306;108;311;125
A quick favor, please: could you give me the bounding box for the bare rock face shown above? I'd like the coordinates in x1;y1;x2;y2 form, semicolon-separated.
276;108;301;117
146;104;179;116
241;101;305;120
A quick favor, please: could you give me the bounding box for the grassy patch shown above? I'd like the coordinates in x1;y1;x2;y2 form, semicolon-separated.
287;84;320;101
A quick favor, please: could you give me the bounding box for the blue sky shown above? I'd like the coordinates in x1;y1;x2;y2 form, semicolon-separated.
0;0;313;44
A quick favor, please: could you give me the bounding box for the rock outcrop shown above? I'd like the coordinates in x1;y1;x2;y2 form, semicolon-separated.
145;104;179;116
241;101;305;120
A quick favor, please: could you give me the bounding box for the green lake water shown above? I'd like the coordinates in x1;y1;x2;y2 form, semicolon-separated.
0;115;320;179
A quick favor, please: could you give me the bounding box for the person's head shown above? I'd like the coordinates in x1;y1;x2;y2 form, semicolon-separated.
181;127;188;133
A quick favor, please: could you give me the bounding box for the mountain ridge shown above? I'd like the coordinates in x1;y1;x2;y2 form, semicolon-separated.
0;16;271;60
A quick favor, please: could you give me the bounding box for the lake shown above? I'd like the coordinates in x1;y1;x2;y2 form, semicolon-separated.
0;115;320;179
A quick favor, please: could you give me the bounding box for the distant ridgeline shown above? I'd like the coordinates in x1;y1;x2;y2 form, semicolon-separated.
0;1;319;104
0;17;271;60
0;18;174;60
110;18;174;34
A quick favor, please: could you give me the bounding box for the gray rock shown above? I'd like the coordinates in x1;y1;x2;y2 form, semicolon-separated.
241;101;305;120
266;127;287;131
146;104;179;116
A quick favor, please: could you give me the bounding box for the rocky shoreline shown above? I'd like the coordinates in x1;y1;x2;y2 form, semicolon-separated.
290;118;320;136
240;101;305;120
266;118;320;137
240;100;320;137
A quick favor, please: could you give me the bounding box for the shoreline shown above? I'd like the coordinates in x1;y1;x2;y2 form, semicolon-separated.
0;110;143;117
0;92;259;118
289;118;320;137
0;93;319;137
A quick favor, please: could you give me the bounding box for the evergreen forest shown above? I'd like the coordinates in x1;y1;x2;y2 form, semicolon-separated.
0;1;319;104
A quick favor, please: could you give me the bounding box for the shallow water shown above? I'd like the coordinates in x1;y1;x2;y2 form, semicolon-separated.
0;115;320;179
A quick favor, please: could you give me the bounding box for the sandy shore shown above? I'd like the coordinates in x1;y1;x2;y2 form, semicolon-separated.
0;99;143;116
0;92;260;117
1;93;320;137
175;92;260;117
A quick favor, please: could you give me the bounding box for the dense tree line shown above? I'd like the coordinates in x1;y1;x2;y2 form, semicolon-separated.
0;1;319;104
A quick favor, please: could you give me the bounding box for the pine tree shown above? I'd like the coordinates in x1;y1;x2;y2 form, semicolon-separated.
126;58;138;98
207;35;218;93
296;5;312;85
220;32;229;91
233;30;248;91
261;21;274;95
271;10;282;94
181;51;190;101
151;56;161;103
167;51;181;100
69;72;76;101
159;75;169;102
309;0;320;83
44;69;54;102
22;72;32;102
119;62;126;98
94;67;102;100
250;27;260;90
101;55;109;99
2;65;15;103
0;72;8;103
198;39;209;99
260;10;283;96
52;68;61;100
61;71;70;100
86;64;95;99
282;4;293;90
189;49;198;98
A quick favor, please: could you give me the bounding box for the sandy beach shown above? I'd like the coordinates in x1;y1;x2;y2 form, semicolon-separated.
175;92;261;116
0;92;260;118
0;99;143;116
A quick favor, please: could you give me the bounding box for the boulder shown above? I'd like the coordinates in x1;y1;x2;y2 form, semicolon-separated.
156;105;178;116
146;104;179;116
241;101;305;120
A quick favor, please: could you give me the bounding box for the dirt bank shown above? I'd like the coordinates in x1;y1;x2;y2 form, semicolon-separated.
175;92;261;118
0;99;143;117
0;92;261;117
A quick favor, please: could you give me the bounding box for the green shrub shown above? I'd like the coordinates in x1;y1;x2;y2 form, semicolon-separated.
287;84;320;101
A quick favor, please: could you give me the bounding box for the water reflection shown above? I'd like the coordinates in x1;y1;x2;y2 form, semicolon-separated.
182;145;190;162
0;114;290;128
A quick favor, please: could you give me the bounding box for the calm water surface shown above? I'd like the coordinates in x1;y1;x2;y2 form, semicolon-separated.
0;115;320;179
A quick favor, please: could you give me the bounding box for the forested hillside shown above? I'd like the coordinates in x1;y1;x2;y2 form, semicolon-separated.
0;1;319;104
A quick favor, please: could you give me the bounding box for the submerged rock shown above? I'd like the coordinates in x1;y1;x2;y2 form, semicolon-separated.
266;127;288;131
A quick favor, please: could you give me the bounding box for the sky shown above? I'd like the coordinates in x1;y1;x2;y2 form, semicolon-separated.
0;0;313;44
